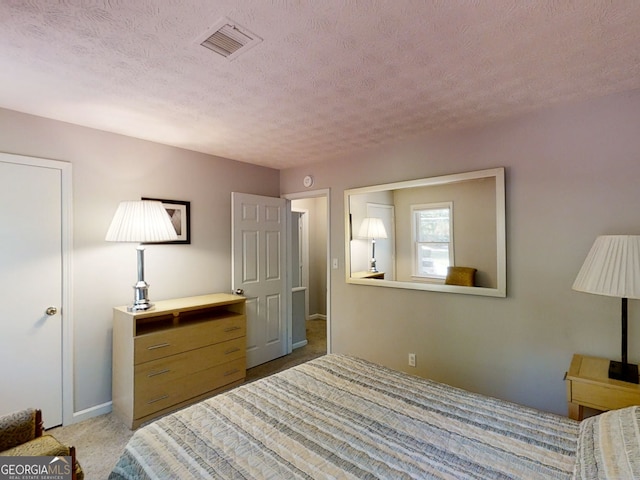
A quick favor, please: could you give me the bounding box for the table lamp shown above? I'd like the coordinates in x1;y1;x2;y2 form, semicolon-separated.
358;217;387;273
106;200;177;311
573;235;640;383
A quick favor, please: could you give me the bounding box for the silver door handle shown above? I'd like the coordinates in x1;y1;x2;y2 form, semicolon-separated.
46;306;58;316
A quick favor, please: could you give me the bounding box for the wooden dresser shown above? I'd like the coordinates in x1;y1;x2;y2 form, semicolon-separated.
112;293;246;429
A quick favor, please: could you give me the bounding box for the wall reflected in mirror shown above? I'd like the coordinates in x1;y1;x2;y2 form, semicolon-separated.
345;168;506;297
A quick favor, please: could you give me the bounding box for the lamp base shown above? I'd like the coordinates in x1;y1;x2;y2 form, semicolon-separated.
608;360;639;384
127;281;153;312
127;302;153;312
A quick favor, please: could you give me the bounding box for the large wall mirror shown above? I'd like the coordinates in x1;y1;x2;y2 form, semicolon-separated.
345;167;506;297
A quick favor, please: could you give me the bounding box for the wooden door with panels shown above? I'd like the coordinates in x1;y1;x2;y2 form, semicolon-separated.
232;192;289;368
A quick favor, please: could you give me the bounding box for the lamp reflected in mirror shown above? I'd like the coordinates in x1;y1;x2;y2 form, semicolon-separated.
358;217;388;273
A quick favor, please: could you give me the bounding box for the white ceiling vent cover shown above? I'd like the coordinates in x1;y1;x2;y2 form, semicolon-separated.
198;17;262;61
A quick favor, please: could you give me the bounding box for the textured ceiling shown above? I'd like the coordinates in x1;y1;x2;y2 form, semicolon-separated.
1;1;639;169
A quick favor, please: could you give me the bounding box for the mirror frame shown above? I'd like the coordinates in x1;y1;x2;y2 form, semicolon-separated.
345;167;506;297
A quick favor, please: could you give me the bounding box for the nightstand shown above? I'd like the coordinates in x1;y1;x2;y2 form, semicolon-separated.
565;354;640;420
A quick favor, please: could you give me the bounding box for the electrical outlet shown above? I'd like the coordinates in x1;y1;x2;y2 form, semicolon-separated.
408;353;416;367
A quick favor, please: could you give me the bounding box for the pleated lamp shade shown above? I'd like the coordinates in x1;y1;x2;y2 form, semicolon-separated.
358;217;388;239
105;201;178;243
572;235;640;299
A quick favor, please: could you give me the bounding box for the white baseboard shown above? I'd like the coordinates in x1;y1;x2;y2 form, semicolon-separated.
70;401;112;425
292;339;308;350
308;313;327;321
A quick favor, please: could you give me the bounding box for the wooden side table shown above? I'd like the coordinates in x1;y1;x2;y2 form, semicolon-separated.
565;354;640;420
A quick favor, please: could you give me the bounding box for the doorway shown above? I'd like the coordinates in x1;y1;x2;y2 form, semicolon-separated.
244;189;329;382
285;190;330;355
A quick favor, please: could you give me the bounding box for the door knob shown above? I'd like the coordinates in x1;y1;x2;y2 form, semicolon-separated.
45;306;58;316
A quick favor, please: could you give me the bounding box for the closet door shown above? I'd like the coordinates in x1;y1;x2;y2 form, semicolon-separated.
0;155;66;427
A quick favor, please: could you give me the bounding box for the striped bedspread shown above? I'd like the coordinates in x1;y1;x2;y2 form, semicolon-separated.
109;354;580;479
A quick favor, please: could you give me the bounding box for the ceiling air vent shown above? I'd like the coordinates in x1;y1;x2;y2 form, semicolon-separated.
198;17;262;61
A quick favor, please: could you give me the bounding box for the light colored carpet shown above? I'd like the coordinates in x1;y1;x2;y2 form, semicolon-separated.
48;319;326;479
48;409;134;479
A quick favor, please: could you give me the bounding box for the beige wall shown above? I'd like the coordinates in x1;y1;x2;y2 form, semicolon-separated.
281;89;640;415
0;108;279;418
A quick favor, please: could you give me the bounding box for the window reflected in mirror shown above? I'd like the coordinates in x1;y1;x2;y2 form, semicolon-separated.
412;202;453;280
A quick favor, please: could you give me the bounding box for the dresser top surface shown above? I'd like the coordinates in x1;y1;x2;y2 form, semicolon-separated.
114;293;245;317
567;354;640;391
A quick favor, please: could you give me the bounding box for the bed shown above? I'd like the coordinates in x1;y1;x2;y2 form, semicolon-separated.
109;354;640;479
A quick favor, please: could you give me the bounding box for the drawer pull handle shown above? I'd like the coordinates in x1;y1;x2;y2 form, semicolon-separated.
148;369;171;378
224;347;240;355
224;368;240;377
147;343;170;350
224;326;241;333
147;395;169;404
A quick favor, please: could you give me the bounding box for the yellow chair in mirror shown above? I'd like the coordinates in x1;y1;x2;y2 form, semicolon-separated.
445;266;477;287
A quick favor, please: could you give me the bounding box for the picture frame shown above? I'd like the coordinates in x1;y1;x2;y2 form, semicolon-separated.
142;197;191;244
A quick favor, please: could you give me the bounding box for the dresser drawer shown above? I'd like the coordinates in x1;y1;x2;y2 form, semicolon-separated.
134;314;245;364
134;357;246;418
134;336;245;389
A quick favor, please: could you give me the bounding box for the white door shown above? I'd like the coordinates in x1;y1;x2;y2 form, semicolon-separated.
232;192;289;368
0;157;64;427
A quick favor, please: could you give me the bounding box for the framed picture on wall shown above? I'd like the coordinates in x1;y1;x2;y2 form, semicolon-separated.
142;197;191;244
